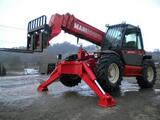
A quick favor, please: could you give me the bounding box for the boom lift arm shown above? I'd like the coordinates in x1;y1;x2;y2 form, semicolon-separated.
48;13;104;45
27;13;105;52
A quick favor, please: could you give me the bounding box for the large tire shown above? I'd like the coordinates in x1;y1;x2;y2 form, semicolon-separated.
59;74;81;87
59;54;81;87
136;60;156;88
96;54;123;92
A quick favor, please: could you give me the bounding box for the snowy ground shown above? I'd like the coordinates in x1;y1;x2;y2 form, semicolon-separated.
0;74;160;120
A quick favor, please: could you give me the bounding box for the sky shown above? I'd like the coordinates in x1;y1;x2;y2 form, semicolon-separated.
0;0;160;51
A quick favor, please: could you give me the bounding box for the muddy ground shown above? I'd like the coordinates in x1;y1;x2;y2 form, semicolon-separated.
0;72;160;120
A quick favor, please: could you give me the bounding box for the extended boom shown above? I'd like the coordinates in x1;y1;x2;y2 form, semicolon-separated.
27;13;104;52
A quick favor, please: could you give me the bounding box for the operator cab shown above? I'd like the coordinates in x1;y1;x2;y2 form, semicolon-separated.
102;23;145;66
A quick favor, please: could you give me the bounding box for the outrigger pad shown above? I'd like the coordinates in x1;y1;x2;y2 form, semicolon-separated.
98;93;116;107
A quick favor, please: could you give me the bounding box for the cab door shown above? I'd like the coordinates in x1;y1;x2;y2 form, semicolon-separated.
121;30;145;66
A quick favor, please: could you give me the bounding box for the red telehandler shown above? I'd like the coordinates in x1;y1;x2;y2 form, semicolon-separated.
27;13;156;107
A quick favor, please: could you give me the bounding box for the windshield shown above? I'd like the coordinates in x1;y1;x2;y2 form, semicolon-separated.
105;27;123;49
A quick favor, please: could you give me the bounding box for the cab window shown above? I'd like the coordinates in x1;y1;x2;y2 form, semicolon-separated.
123;32;143;50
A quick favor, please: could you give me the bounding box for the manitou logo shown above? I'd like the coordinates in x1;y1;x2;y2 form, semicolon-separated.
74;23;101;38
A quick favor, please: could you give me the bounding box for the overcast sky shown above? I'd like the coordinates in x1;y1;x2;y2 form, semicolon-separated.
0;0;160;51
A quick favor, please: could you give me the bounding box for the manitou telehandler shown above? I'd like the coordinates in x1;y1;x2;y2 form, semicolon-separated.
27;13;156;107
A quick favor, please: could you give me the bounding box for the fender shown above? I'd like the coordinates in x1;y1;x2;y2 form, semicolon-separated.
100;50;120;57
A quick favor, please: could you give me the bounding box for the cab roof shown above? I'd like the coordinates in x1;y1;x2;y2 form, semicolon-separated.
108;23;140;30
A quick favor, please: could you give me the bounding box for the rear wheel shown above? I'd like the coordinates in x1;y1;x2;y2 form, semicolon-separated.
136;60;156;88
96;54;123;92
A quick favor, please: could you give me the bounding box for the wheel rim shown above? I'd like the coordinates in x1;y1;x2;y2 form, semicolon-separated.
147;66;154;82
107;63;119;84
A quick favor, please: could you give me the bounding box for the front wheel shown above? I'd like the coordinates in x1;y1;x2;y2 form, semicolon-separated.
136;60;156;88
96;54;123;92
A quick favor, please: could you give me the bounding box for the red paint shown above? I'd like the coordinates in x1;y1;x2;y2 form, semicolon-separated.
38;60;116;108
48;13;105;46
77;48;97;70
122;50;145;56
124;65;142;77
